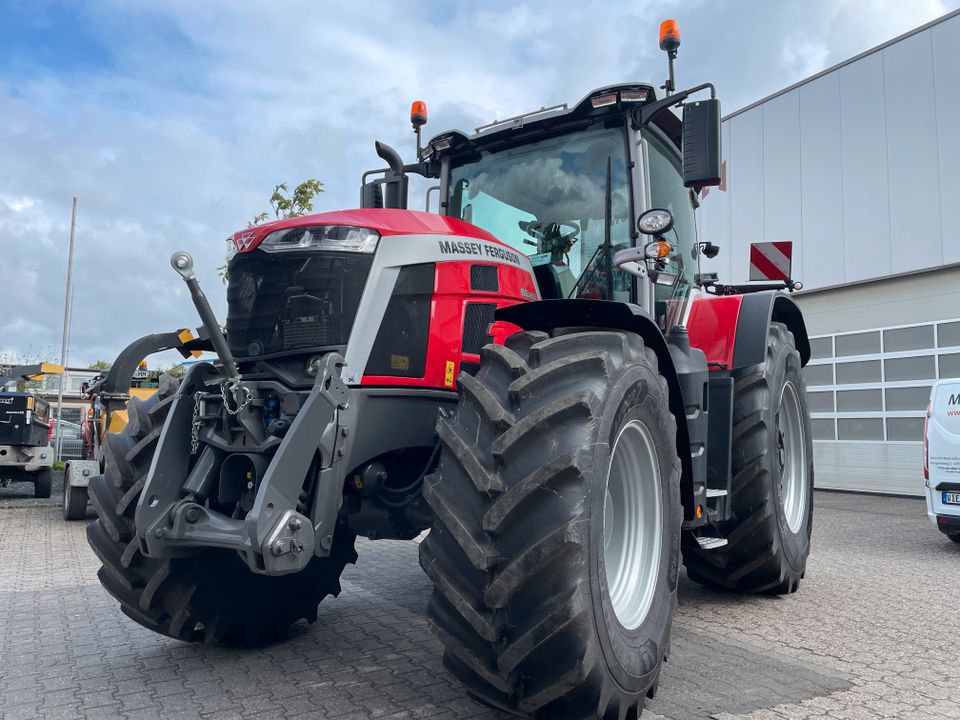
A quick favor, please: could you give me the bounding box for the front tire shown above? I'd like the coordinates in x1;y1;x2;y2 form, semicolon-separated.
682;322;814;594
86;379;357;643
420;330;681;718
34;468;53;498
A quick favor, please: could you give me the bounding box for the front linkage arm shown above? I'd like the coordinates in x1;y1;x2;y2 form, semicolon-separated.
135;254;358;576
135;352;356;575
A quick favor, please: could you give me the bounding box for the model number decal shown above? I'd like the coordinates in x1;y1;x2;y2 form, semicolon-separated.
437;239;521;266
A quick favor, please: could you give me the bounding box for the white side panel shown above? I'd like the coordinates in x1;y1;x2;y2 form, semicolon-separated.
341;233;535;385
762;93;803;282
814;442;923;496
883;30;943;273
932;16;960;265
839;53;892;282
728;111;765;284
798;74;845;288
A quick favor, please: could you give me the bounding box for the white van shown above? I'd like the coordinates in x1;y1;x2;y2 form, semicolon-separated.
925;379;960;543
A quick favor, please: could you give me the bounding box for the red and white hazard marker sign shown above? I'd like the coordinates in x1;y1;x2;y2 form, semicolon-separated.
749;241;793;282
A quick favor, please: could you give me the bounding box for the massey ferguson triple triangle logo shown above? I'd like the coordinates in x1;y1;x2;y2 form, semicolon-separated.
234;231;257;252
749;242;793;282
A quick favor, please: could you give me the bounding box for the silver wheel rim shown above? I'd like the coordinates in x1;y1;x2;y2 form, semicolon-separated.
778;381;807;533
603;420;662;630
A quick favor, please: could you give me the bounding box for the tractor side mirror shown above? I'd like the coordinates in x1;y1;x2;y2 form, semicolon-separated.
681;98;721;189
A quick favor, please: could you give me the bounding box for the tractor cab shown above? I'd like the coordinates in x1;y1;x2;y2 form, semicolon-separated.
361;23;722;337
363;82;721;334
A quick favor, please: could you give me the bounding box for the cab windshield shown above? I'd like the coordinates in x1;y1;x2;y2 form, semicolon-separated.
447;123;632;301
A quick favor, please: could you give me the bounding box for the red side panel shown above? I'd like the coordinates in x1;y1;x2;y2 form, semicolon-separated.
360;261;532;389
687;294;744;370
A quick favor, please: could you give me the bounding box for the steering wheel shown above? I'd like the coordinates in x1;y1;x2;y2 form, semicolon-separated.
519;220;581;248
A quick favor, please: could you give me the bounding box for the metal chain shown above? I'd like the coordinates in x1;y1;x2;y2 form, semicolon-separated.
190;381;250;455
220;379;252;416
190;391;202;455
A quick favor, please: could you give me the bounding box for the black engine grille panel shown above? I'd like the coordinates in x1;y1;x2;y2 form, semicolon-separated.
470;264;499;292
365;264;435;377
462;303;496;355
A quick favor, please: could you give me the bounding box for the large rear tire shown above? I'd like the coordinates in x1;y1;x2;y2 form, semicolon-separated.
682;322;814;594
86;378;357;643
420;330;681;719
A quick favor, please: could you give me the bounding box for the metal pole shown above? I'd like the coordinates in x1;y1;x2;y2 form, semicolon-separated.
54;197;77;461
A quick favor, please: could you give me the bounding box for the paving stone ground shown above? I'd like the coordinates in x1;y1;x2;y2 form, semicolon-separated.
0;490;957;720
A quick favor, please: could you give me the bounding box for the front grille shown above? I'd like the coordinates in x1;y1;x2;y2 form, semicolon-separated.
226;251;372;358
462;303;496;355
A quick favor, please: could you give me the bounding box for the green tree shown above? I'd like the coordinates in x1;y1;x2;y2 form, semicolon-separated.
89;360;113;371
249;179;324;227
220;178;325;283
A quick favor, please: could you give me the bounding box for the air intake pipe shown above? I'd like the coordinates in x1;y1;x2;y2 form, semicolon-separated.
375;141;409;210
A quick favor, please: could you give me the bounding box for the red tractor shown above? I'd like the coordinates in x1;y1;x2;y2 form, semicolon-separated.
87;22;813;719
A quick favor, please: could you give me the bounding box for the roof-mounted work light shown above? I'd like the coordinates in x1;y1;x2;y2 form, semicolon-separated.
411;100;428;159
410;100;428;128
659;19;680;52
659;19;681;95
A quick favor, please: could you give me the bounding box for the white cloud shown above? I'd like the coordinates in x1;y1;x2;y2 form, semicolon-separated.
0;0;955;366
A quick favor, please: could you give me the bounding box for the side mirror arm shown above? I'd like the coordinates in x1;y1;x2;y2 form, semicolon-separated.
632;83;716;129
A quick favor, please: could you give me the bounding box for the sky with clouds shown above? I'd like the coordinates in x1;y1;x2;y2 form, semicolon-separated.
1;0;955;368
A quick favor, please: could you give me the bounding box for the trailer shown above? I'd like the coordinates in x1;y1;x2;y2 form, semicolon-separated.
0;363;63;498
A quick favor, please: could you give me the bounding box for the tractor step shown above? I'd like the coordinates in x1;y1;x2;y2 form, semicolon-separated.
694;535;728;550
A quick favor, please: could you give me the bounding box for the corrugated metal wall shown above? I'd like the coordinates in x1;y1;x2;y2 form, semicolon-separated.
697;11;960;495
699;10;960;289
795;267;960;495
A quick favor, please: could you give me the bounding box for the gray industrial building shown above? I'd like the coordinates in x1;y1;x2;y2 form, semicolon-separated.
699;10;960;495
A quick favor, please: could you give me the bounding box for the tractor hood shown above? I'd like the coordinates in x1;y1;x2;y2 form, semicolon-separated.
229;209;497;254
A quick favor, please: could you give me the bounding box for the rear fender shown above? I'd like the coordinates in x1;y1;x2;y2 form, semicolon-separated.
496;299;704;523
688;291;810;371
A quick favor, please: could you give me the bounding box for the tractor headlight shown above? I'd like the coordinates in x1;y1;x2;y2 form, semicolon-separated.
260;225;381;254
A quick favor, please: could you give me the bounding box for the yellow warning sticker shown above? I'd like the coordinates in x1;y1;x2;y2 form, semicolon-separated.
444;360;456;387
